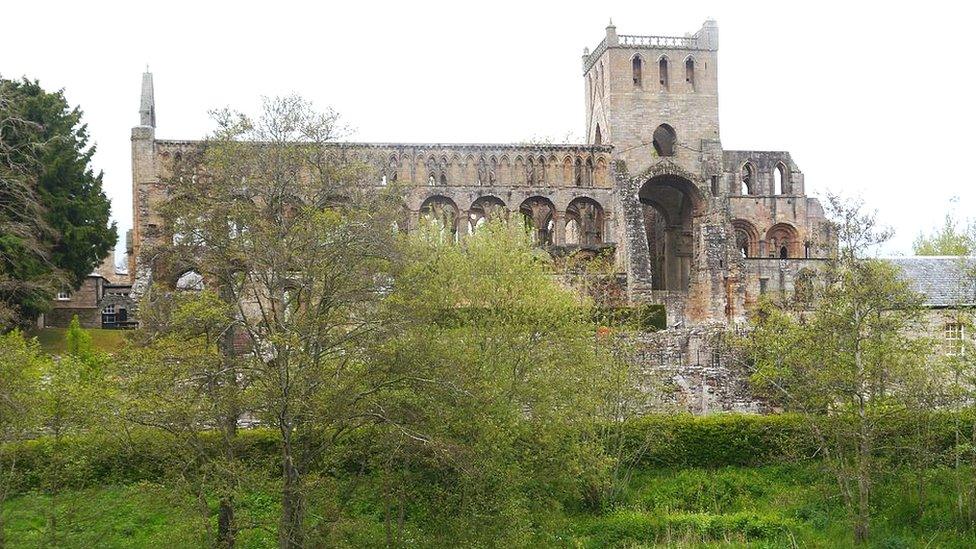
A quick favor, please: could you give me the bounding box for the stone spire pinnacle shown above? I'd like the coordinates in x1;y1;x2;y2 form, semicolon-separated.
139;70;155;128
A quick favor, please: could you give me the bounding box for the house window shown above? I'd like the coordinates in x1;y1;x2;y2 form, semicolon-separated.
102;304;116;314
945;323;965;356
57;290;71;301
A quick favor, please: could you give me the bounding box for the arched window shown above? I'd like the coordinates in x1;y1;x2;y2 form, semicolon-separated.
594;124;602;145
574;157;583;186
710;175;720;197
732;219;759;258
439;173;447;186
584;158;594;187
652;124;677;157
567;197;605;246
774;163;789;195
740;163;755;195
685;57;696;90
659;56;670;90
632;55;643;87
420;196;460;241
519;197;556;246
766;223;799;259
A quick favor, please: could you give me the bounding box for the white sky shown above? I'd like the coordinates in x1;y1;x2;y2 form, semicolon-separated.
5;1;975;258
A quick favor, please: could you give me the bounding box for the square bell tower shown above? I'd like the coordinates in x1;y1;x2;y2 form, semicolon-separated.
583;20;720;176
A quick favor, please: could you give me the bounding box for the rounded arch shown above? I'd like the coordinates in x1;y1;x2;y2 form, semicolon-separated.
739;162;756;195
566;196;605;246
519;196;556;246
652;124;677;157
420;195;460;238
731;219;760;258
639;174;705;290
468;195;507;233
766;222;800;258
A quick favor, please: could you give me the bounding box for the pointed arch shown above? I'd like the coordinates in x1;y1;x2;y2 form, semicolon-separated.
684;56;696;91
632;53;643;87
739;162;756;195
774;162;791;195
594;123;603;145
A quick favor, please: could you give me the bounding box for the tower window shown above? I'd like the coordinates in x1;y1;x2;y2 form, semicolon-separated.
594;124;602;145
685;57;696;90
711;175;720;197
632;55;643;86
659;57;670;90
652;124;676;157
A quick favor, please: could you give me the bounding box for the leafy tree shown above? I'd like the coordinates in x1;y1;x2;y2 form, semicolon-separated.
740;194;936;544
0;85;60;328
0;78;116;326
913;202;975;256
120;290;249;548
364;220;611;546
150;95;402;548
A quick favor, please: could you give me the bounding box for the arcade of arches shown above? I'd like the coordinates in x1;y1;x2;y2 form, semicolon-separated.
417;194;608;247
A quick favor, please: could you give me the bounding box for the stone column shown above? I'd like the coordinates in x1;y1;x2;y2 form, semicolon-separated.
553;211;566;245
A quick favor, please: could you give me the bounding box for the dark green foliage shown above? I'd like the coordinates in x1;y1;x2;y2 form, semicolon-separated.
1;429;279;494
592;304;666;331
0;77;116;324
616;414;815;468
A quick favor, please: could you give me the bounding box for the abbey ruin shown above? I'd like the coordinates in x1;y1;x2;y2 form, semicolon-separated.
127;21;843;412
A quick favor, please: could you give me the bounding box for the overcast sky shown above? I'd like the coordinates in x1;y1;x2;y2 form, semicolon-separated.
5;1;974;259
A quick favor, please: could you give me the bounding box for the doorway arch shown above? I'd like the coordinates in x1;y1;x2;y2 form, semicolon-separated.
639;174;704;290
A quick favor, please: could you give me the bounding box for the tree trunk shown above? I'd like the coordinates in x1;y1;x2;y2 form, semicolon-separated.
217;280;239;548
279;430;304;549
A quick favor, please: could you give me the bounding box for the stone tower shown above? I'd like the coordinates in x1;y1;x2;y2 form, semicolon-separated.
129;70;157;295
583;20;720;176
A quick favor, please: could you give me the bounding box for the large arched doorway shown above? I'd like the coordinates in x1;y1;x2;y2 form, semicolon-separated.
640;175;704;290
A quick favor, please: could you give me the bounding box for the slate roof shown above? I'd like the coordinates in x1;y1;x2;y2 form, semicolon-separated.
885;256;976;307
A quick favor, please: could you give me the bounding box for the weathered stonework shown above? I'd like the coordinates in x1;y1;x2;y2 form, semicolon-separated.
128;20;839;413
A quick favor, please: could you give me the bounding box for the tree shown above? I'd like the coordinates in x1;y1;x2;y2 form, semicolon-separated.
0;78;117;326
740;194;935;544
120;289;248;548
148;95;402;548
0;84;60;328
364;220;610;546
913;201;975;256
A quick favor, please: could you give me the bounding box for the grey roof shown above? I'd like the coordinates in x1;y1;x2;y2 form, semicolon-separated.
885;257;976;307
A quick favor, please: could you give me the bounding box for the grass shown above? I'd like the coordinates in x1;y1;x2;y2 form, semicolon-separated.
4;465;976;547
27;327;128;355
